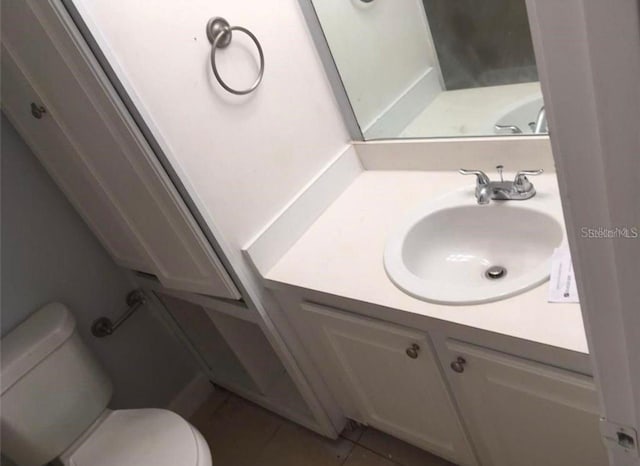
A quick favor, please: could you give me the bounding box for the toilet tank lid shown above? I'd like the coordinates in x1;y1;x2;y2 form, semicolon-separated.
1;303;76;394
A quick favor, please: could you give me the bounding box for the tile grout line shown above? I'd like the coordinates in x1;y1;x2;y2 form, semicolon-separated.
189;389;230;430
354;442;409;466
195;392;458;466
338;427;407;466
259;421;285;458
352;438;459;466
212;391;231;415
338;437;358;466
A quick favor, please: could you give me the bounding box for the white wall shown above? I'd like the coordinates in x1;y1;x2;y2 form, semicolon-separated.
65;1;353;431
311;0;441;132
73;0;351;258
1;115;199;409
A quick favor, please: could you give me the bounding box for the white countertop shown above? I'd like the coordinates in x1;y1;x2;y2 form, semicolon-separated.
264;170;589;355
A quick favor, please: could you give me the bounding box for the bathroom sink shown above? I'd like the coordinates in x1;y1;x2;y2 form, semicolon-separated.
384;188;564;305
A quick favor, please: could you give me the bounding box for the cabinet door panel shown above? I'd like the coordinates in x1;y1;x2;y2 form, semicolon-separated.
1;1;240;299
446;341;608;466
300;303;476;466
2;48;150;272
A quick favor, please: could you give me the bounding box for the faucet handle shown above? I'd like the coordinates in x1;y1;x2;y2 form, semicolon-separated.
514;169;544;192
495;124;523;134
516;169;544;177
459;169;490;185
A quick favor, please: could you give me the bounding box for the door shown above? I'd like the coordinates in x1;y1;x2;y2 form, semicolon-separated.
526;2;640;465
1;0;240;299
299;303;477;466
445;340;608;466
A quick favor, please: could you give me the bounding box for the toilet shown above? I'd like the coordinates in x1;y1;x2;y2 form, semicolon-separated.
1;302;212;466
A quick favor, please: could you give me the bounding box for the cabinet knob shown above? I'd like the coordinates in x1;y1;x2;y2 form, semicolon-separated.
406;344;420;359
450;357;467;373
31;102;46;119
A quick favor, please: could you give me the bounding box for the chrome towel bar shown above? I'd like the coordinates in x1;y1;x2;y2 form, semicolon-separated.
206;17;264;95
91;290;146;338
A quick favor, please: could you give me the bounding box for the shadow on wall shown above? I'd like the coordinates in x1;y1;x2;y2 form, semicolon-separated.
0;114;199;409
423;0;538;89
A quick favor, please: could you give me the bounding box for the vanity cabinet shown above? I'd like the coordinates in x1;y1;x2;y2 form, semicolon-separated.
288;300;608;466
444;340;608;466
297;303;477;466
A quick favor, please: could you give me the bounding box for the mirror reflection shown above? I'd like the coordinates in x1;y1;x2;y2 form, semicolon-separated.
309;0;546;139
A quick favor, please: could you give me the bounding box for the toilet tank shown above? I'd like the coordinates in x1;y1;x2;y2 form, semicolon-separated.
1;303;113;466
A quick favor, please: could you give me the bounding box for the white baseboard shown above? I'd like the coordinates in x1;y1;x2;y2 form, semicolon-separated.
167;372;215;419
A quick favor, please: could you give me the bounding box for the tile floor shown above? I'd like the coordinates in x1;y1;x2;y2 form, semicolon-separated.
190;388;457;466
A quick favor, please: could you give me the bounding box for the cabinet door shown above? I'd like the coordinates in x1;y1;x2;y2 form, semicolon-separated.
1;1;240;299
445;340;608;466
300;303;476;466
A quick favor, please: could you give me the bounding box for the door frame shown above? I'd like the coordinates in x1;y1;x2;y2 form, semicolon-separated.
526;1;640;465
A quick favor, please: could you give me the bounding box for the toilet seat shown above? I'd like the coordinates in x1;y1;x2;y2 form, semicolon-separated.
63;409;211;466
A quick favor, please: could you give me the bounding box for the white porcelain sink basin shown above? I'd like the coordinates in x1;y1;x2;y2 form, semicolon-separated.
384;188;564;305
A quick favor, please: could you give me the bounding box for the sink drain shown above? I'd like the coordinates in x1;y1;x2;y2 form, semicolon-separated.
485;265;507;280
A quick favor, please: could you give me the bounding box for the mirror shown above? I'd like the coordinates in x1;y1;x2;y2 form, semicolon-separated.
305;0;546;140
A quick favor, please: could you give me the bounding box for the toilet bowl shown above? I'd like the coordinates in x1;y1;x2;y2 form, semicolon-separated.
59;409;211;466
0;303;212;466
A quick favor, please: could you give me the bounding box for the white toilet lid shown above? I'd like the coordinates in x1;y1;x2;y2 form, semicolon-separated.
66;409;210;466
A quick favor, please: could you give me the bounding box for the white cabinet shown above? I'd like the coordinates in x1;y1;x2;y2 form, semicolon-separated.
150;290;316;430
155;293;282;395
290;300;608;466
444;340;608;466
1;1;240;299
297;303;477;466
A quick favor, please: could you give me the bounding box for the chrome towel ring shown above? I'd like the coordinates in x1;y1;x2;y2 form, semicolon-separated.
206;17;265;95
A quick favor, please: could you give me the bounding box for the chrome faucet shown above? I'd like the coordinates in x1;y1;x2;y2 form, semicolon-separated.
459;165;544;205
495;124;523;134
496;105;548;135
531;106;547;134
